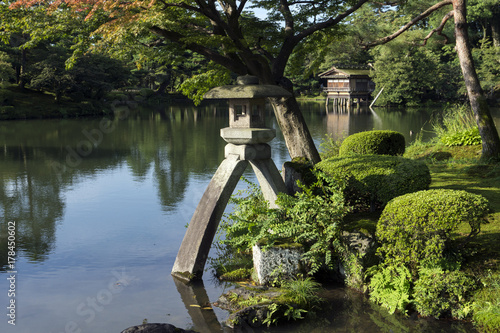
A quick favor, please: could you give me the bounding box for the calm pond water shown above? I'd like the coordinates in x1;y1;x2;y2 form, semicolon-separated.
1;101;498;333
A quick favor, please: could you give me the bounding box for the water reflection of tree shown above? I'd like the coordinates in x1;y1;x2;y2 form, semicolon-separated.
127;105;226;211
0;146;64;270
0;104;228;267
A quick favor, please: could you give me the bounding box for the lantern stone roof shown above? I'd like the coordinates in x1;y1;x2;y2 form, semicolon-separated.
204;75;292;99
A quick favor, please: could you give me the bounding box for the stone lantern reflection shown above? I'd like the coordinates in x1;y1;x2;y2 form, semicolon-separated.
172;75;290;281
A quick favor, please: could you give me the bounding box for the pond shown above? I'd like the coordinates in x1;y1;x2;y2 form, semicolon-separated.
0;101;498;333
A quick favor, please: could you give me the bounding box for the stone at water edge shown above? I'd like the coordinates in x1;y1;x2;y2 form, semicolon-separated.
121;323;197;333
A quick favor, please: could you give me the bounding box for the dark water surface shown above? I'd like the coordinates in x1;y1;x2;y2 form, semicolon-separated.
1;101;497;332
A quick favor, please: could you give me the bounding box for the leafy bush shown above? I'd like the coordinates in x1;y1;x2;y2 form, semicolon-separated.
220;172;350;275
316;154;431;211
339;130;405;156
440;127;482;146
376;189;490;270
258;172;351;274
367;265;412;315
414;265;476;319
432;103;480;147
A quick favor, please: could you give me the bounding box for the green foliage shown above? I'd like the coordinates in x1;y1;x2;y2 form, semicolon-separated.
472;270;500;332
441;127;482;147
339;130;405;157
316;155;431;211
0;51;15;82
432;103;481;146
220;268;252;281
367;265;412;315
219;179;270;255
260;173;350;274
318;133;345;159
178;66;230;105
414;265;476;319
280;277;323;309
220;172;350;276
263;277;323;326
472;41;500;98
376;189;490;270
370;41;461;106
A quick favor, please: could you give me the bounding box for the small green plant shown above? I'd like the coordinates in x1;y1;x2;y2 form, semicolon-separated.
367;265;413;315
432;103;480;147
220;268;252;281
413;265;476;319
319;133;345;159
440;127;482;146
376;189;490;271
259;172;351;274
339;130;406;156
280;277;323;308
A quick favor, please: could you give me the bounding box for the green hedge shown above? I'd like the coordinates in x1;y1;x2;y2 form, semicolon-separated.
316;154;431;211
376;189;490;269
339;130;405;156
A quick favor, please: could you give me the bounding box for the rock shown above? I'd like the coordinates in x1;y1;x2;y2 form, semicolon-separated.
120;323;197;333
338;231;377;291
252;243;304;285
214;286;285;328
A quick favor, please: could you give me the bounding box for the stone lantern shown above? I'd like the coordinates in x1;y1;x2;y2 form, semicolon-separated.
172;75;291;281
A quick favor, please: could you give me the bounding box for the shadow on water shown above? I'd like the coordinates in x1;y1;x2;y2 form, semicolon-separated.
173;278;477;333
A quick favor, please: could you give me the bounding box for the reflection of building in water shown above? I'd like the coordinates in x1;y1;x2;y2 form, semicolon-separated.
326;112;351;141
319;65;375;108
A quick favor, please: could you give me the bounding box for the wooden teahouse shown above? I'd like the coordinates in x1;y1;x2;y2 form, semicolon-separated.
319;65;375;108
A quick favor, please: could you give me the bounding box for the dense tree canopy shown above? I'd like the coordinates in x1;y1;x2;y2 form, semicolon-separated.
0;0;499;158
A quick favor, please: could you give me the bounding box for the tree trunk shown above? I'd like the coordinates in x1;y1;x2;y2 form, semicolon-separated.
268;94;321;164
490;16;500;47
453;0;500;160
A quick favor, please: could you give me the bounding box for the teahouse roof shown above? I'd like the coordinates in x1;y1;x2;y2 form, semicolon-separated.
318;65;371;78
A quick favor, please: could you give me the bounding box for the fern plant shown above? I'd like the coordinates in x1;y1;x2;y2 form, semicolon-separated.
258;171;351;274
367;265;413;315
218;171;351;276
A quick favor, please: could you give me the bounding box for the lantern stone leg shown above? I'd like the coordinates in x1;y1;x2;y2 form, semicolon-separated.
171;154;248;281
249;159;287;209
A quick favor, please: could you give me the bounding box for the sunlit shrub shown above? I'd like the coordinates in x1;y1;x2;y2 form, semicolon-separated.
376;189;490;270
339;130;405;156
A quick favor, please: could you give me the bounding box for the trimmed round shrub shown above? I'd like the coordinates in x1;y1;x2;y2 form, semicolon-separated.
339;130;405;156
316;154;431;211
376;189;490;269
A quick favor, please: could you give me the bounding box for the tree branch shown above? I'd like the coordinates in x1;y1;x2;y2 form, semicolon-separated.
362;0;453;48
422;10;454;45
150;26;247;74
272;0;369;80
